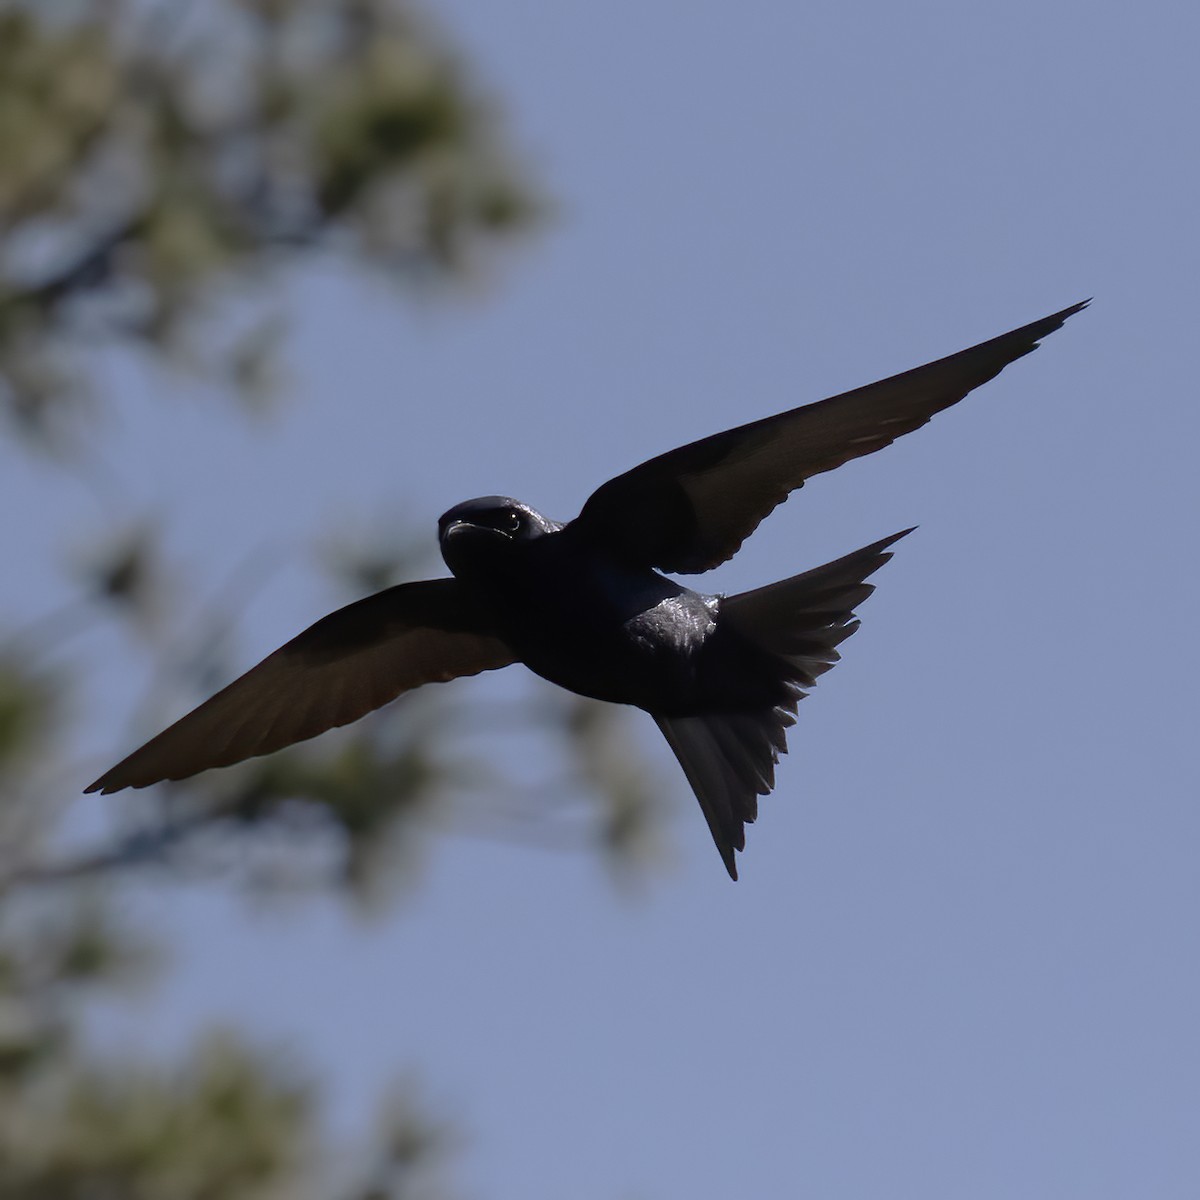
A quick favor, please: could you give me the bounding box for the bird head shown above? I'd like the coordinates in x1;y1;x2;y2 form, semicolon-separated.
438;496;560;578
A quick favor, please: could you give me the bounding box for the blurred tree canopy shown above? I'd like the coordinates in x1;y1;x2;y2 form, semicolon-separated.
0;0;533;442
0;1;662;1194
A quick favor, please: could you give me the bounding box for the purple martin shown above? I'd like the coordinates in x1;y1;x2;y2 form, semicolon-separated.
87;301;1088;878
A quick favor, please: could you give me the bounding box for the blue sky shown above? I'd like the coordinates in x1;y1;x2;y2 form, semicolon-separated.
9;0;1199;1196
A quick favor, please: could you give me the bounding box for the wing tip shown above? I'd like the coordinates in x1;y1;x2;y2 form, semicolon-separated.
84;768;151;795
83;769;120;795
1026;298;1091;346
868;526;917;556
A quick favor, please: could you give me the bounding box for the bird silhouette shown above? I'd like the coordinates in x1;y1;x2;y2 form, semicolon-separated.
87;301;1088;877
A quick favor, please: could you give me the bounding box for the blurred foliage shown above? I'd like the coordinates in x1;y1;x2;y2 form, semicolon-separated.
0;658;55;777
0;1;663;1195
0;0;538;443
0;1035;309;1199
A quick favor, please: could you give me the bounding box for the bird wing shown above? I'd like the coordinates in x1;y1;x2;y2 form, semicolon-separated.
85;578;515;793
571;301;1088;574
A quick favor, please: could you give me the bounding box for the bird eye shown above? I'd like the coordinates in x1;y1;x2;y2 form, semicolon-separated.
504;510;523;534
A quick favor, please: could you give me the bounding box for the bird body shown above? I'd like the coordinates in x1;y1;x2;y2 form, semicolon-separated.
441;505;721;713
87;301;1089;877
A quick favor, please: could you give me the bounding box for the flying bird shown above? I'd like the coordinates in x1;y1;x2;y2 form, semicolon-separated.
87;301;1088;877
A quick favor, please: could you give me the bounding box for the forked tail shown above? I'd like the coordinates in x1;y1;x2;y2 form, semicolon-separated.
654;528;913;879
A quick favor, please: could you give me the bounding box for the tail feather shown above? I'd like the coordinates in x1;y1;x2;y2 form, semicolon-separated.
656;529;912;879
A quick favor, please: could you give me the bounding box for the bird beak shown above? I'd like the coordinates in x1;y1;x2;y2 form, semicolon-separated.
440;518;471;540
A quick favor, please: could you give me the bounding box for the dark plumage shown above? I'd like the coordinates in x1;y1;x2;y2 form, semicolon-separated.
87;301;1088;877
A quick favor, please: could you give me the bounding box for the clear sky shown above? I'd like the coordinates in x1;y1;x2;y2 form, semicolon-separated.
14;0;1199;1196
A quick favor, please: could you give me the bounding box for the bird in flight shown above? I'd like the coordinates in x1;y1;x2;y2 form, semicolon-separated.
88;301;1088;878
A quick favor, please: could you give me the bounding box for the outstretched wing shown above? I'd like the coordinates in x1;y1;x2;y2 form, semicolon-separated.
572;301;1088;573
86;579;514;793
